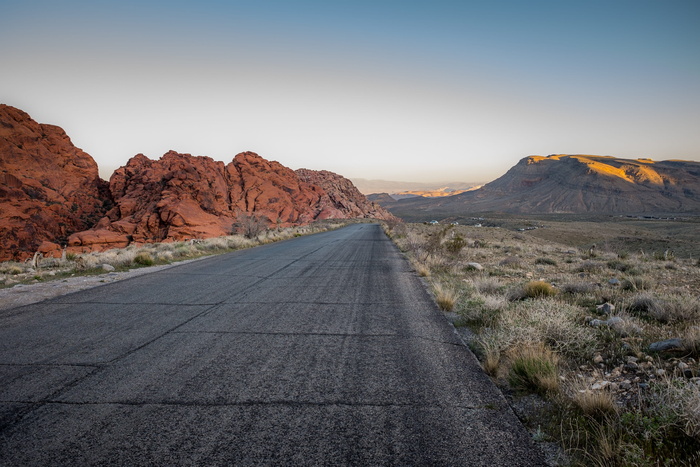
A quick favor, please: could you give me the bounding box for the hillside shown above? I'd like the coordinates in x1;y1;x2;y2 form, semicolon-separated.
386;155;700;219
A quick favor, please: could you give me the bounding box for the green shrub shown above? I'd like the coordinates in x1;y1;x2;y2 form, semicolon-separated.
535;257;558;266
523;281;557;299
621;277;650;291
133;252;154;266
444;234;467;254
507;343;560;394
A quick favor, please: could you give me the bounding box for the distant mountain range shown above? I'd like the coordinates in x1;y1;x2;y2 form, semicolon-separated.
376;155;700;220
350;178;483;195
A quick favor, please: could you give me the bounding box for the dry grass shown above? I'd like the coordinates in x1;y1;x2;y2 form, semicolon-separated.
384;219;700;466
1;221;349;288
507;343;560;394
566;376;618;418
432;281;459;311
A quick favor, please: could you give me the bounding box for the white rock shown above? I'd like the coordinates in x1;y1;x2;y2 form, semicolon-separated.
102;264;116;272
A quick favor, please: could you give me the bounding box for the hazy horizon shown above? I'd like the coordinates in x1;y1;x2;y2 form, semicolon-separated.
2;1;699;183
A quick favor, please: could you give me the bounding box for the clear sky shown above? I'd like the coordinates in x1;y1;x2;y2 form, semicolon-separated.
2;0;699;183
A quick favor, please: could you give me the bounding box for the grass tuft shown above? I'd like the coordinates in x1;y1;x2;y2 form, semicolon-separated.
507;343;560;395
433;282;459;311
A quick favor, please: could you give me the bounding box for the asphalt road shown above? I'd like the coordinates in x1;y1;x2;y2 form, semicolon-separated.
0;224;546;465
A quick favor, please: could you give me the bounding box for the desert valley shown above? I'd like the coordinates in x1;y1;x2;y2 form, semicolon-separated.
2;105;700;465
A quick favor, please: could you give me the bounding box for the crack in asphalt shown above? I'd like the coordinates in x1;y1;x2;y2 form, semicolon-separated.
169;330;465;347
17;399;504;411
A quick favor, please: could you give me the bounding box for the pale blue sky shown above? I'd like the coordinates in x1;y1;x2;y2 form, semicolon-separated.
2;0;699;183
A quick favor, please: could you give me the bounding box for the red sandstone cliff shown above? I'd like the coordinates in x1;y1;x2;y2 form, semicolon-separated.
1;106;397;259
0;105;109;260
67;151;397;251
295;168;399;222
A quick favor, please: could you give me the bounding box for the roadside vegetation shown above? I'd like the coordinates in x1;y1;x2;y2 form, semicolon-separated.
0;220;348;289
384;219;700;466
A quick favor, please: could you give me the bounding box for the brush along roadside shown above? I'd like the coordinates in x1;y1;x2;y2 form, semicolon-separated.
384;220;700;466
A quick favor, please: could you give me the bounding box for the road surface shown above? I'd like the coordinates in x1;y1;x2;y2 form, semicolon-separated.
0;224;545;465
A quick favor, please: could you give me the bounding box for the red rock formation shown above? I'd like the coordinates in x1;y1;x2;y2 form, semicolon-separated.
0;105;109;261
68;151;397;250
295;169;399;222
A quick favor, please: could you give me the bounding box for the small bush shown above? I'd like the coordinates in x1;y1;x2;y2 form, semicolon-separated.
433;282;459;311
561;282;596;295
507;343;560;394
576;260;604;273
133;252;155;266
444;234;467;254
523;281;557;299
621;277;650;291
499;256;524;268
535;257;558;266
568;379;618;418
65;252;77;261
473;277;503;295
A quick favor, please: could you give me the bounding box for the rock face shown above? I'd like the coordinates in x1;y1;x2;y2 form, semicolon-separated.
0;105;109;260
295;169;399;222
68;152;397;250
388;155;700;218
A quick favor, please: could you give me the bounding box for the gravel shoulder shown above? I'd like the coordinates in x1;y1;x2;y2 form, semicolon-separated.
0;257;208;312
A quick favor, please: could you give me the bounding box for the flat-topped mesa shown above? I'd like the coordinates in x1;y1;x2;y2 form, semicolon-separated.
0;104;110;261
388;154;700;217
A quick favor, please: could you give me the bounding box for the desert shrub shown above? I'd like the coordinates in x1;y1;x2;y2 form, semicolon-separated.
499;256;524;268
653;250;676;261
472;277;504;295
507;343;560;394
65;252;77;261
620;277;650;291
156;250;174;262
627;293;662;317
607;260;636;273
523;280;557;299
433;281;459;311
501;299;598;359
535;257;558;266
472;239;489;248
566;377;618;418
576;260;604;273
561;282;597;295
414;262;430;277
133;252;154;266
444;234;467;254
234;213;269;239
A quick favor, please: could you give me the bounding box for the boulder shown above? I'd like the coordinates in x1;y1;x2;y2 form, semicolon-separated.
648;338;683;353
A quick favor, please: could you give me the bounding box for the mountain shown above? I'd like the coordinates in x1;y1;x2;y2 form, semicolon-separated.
350;178;482;195
0;105;396;260
387;155;700;219
0;104;110;260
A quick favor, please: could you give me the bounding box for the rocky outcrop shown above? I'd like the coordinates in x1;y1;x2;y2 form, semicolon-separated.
0;105;109;260
388;155;700;219
295;169;399;222
1;106;395;258
68;152;397;251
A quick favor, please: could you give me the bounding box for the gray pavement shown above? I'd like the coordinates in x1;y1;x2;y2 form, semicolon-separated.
0;224;546;465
